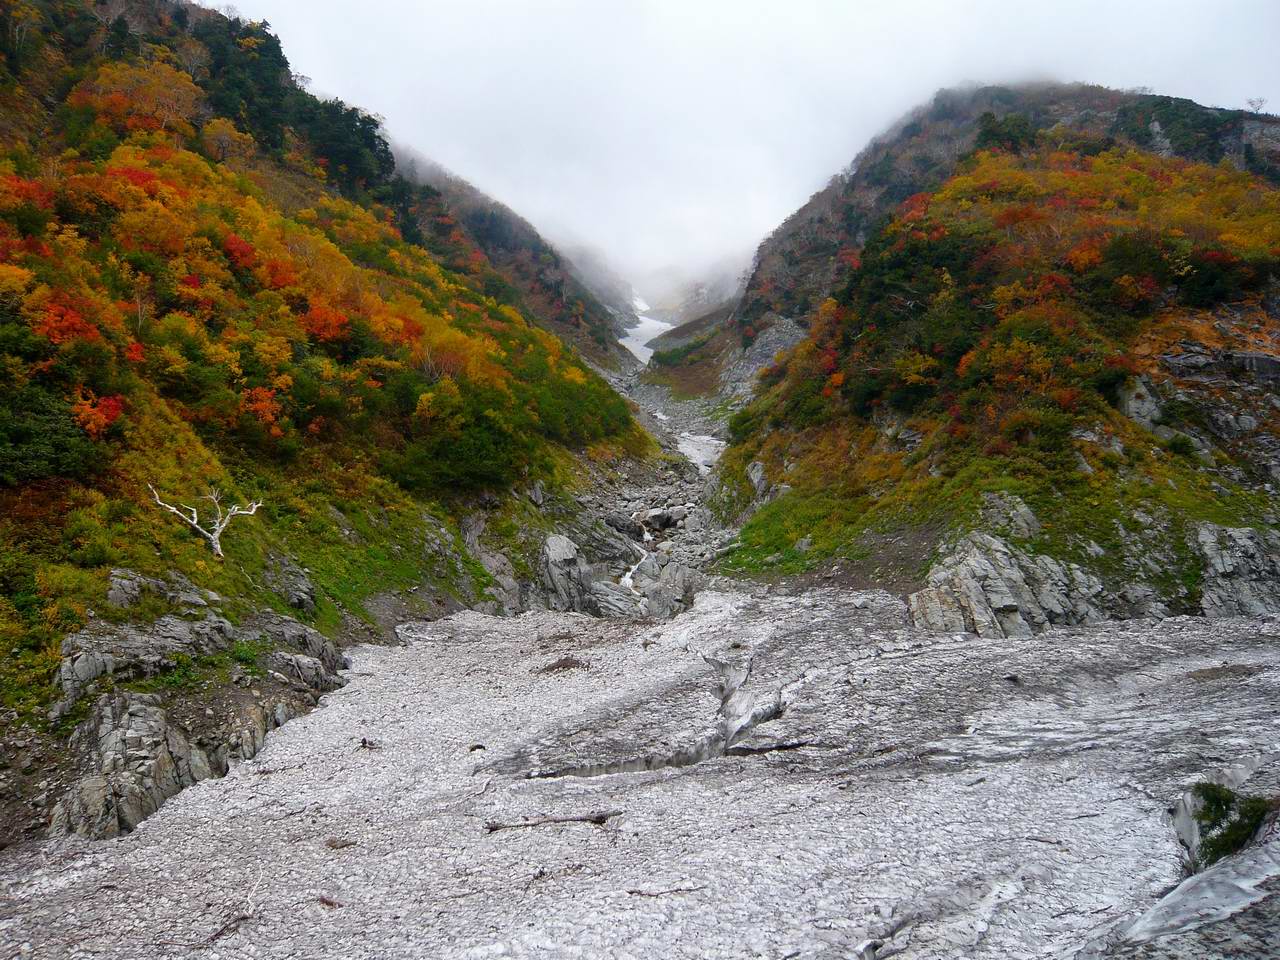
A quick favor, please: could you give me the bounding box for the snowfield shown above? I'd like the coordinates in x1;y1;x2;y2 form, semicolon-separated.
2;588;1277;958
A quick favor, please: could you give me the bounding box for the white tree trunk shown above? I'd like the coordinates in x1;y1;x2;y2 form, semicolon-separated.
148;485;262;558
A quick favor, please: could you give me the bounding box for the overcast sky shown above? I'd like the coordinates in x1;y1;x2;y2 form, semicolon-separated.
231;0;1280;294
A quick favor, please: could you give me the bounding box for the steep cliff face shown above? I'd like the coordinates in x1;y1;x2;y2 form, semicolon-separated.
0;0;648;845
715;83;1280;635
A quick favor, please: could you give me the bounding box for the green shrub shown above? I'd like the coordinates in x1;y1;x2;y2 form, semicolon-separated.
651;333;713;367
0;383;103;486
1193;782;1275;868
975;111;1036;153
1165;434;1197;459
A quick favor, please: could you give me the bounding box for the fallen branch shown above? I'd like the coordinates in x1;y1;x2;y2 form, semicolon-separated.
484;810;622;834
207;866;265;943
207;912;252;944
253;763;304;777
626;885;706;898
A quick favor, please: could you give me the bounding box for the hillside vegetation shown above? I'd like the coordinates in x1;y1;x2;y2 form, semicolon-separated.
0;0;636;721
734;84;1280;340
405;155;630;366
721;106;1280;595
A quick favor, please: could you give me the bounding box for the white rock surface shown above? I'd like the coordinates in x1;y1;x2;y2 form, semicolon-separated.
3;589;1278;958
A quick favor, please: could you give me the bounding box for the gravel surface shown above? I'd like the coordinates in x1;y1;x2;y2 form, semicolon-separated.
2;589;1278;959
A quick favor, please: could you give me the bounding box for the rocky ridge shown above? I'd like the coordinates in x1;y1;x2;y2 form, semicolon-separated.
899;290;1280;639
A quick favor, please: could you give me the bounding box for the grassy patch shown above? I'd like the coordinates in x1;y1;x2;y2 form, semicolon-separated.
129;652;212;693
1193;781;1277;869
640;361;721;400
650;332;715;367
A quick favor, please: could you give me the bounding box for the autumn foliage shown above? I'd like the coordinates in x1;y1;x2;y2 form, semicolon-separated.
1;55;630;496
68;61;203;138
736;136;1280;478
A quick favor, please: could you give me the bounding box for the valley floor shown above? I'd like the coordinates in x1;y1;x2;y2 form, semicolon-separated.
2;587;1277;958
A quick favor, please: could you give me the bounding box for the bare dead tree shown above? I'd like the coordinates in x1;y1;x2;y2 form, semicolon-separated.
148;484;262;558
7;2;41;58
416;345;443;382
132;278;154;335
171;37;210;79
1247;97;1268;115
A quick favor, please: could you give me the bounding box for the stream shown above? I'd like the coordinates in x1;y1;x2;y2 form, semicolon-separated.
619;295;675;364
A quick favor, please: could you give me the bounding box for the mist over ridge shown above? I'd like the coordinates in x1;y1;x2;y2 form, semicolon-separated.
226;0;1280;293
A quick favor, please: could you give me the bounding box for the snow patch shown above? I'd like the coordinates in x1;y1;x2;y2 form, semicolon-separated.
677;433;726;475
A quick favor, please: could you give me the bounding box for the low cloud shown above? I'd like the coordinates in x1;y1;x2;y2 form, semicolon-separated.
235;0;1280;289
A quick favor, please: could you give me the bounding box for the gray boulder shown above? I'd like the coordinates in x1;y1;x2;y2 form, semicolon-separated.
591;581;643;618
1195;523;1280;617
979;492;1041;540
627;553;664;592
252;613;347;676
540;535;595;613
645;507;678;531
264;553;317;615
1118;375;1164;429
908;533;1109;638
266;652;343;692
105;569;167;609
477;548;524;616
604;513;646;541
643;562;706;619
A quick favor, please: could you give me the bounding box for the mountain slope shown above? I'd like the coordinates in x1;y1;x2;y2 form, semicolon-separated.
654;84;1280;403
0;0;650;841
736;83;1280;337
398;151;633;367
716;84;1280;636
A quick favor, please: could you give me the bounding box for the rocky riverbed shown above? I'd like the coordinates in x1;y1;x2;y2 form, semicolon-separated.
2;588;1277;958
3;355;1278;960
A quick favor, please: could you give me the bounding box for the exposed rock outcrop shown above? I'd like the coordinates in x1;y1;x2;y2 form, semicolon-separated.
908;499;1280;638
907;532;1110;638
540;534;597;613
49;691;306;839
51;612;238;719
720;314;808;398
640;562;705;619
264;552;317;615
537;532;704;620
50;607;346;720
105;568;217;612
45;600;350;838
1195;523;1280;617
